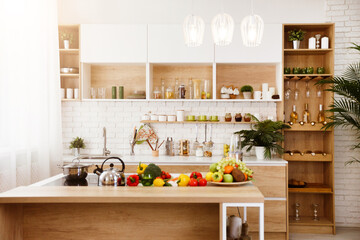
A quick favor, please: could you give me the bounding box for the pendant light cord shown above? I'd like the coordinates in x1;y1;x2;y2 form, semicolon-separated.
251;0;254;15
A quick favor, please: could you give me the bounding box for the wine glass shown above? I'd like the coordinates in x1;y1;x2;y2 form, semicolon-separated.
305;81;310;98
315;34;321;49
295;203;301;221
294;81;300;101
316;85;323;98
90;87;97;99
285;80;292;100
312;203;320;221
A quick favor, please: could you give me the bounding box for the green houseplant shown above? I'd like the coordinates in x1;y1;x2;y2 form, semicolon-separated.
288;29;306;49
317;42;360;165
235;117;290;159
240;85;253;99
69;137;85;156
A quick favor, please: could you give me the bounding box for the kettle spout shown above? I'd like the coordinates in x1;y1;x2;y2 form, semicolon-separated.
93;164;103;176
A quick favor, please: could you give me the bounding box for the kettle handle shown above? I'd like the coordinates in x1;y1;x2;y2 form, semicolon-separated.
101;157;125;172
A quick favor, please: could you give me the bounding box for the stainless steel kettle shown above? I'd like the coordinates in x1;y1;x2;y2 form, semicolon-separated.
94;157;125;186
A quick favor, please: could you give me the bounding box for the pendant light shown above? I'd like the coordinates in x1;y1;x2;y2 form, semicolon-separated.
241;0;264;47
183;14;205;47
211;13;234;46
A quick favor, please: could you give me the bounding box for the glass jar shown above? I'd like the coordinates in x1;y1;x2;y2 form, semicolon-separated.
235;113;242;122
203;144;213;157
178;85;186;99
153;87;162;99
193;79;201;99
165;86;174;99
201;79;211;99
225;113;232;122
195;145;204;157
244;113;252;122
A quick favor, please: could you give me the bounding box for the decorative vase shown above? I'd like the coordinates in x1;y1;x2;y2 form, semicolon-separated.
73;148;81;157
255;146;266;159
293;40;300;49
243;92;252;99
63;40;70;49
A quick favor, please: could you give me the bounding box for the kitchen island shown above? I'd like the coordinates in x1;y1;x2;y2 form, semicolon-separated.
0;177;264;240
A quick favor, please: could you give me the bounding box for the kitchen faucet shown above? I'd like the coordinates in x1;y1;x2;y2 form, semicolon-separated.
103;127;111;156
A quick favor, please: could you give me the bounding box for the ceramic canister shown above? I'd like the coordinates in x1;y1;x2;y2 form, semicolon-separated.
158;115;167;122
176;110;185;122
167;115;176;122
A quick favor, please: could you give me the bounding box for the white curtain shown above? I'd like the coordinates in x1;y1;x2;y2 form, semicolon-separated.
0;0;62;192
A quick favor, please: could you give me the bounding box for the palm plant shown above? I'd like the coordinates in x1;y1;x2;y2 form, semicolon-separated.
316;42;360;165
235;117;290;159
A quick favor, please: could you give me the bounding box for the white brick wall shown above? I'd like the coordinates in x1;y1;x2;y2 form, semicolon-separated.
326;0;360;227
62;101;276;156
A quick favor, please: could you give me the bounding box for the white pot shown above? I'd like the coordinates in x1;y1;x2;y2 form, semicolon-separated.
63;40;70;49
243;92;252;99
255;146;266;160
293;40;300;49
73;148;81;157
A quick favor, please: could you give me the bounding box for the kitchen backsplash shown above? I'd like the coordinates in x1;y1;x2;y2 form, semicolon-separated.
61;101;277;156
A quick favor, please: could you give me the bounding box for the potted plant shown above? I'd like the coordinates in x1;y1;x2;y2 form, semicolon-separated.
317;42;360;165
240;85;253;99
69;137;85;156
60;32;73;49
288;29;306;49
235;116;290;159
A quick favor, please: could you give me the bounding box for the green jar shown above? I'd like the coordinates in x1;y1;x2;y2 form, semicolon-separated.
317;67;325;74
284;67;291;74
306;67;314;74
293;67;301;74
302;68;307;74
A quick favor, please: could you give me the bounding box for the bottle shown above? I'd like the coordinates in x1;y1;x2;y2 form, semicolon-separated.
189;78;193;99
303;103;311;123
290;105;298;124
174;78;179;99
318;104;325;123
161;78;165;99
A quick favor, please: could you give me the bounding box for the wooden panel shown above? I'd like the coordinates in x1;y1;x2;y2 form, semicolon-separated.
284;153;332;162
90;64;146;99
227;200;287;232
23;203;218;240
60;76;80;89
216;64;277;99
0;204;23;240
249;232;286;240
290;225;333;234
250;166;286;198
284;131;331;153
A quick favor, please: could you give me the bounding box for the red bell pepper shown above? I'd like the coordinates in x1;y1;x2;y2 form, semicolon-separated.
161;171;172;180
127;174;139;186
190;172;202;179
198;178;207;186
189;178;198;187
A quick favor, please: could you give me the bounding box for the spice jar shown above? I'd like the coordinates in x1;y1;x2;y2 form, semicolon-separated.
178;85;186;99
244;113;252;122
195;146;204;157
153;87;162;99
165;86;174;99
235;113;242;122
203;144;213;157
225;113;232;122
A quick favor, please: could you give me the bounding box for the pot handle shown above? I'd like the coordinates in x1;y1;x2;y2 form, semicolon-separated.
100;157;125;172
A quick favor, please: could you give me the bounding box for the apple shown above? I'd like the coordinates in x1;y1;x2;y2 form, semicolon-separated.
205;172;213;182
212;172;223;182
209;163;218;173
223;174;234;183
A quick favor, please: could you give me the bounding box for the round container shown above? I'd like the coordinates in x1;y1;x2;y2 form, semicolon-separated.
176;110;185;122
153;87;162;99
168;115;176;122
142;114;150;121
225;113;232;122
196;146;204;157
158;115;167;122
62;160;89;181
150;114;158;121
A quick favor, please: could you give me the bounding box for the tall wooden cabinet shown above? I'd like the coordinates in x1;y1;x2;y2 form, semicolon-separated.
282;23;335;234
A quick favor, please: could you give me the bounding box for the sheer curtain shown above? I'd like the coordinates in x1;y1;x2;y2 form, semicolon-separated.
0;0;62;192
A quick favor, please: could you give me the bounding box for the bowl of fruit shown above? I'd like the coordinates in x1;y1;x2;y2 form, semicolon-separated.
205;157;253;186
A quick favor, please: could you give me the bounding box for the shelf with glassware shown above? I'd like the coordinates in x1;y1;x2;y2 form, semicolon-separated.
283;23;335;235
140;120;256;125
59;25;81;101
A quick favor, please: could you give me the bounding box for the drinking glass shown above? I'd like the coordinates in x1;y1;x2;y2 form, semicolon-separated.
285;80;292;100
98;88;106;99
294;81;300;101
295;203;301;221
305;82;310;98
229;133;242;161
312;204;320;221
316;85;323;98
90;87;97;99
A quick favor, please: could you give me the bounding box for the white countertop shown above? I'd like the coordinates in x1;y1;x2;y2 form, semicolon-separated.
63;154;287;166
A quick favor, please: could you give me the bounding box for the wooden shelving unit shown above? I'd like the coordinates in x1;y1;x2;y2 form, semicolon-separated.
59;25;81;101
283;23;335;235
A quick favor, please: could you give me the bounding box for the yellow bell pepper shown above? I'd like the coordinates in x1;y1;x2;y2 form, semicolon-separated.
177;174;190;187
153;177;165;187
137;162;147;175
205;172;213;182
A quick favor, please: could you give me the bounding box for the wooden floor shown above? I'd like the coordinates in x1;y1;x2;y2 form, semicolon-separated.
290;227;360;240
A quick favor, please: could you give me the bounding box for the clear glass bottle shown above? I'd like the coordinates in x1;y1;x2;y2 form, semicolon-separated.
153;87;161;99
193;79;201;99
318;104;325;123
290;105;298;124
165;86;174;99
188;78;193;99
161;78;165;99
174;78;179;99
303;103;311;123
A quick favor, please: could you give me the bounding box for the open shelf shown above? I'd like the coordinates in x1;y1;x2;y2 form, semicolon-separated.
61;99;80;102
284;74;332;81
285;123;331;131
59;49;79;53
284;49;333;55
140;120;255;124
284;153;332;162
60;73;79;77
289;183;332;194
289;216;333;226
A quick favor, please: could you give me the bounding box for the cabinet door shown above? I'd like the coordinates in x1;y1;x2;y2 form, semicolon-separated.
215;24;282;63
80;24;147;63
148;24;214;63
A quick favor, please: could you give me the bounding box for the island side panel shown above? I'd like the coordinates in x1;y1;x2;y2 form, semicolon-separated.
23;203;219;240
0;204;23;240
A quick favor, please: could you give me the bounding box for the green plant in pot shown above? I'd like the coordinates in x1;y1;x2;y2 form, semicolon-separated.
288;29;306;49
235;116;290;159
316;42;360;165
69;137;85;157
240;85;253;99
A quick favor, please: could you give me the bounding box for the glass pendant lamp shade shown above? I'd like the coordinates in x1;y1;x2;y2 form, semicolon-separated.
183;14;205;47
211;13;234;46
241;14;264;47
